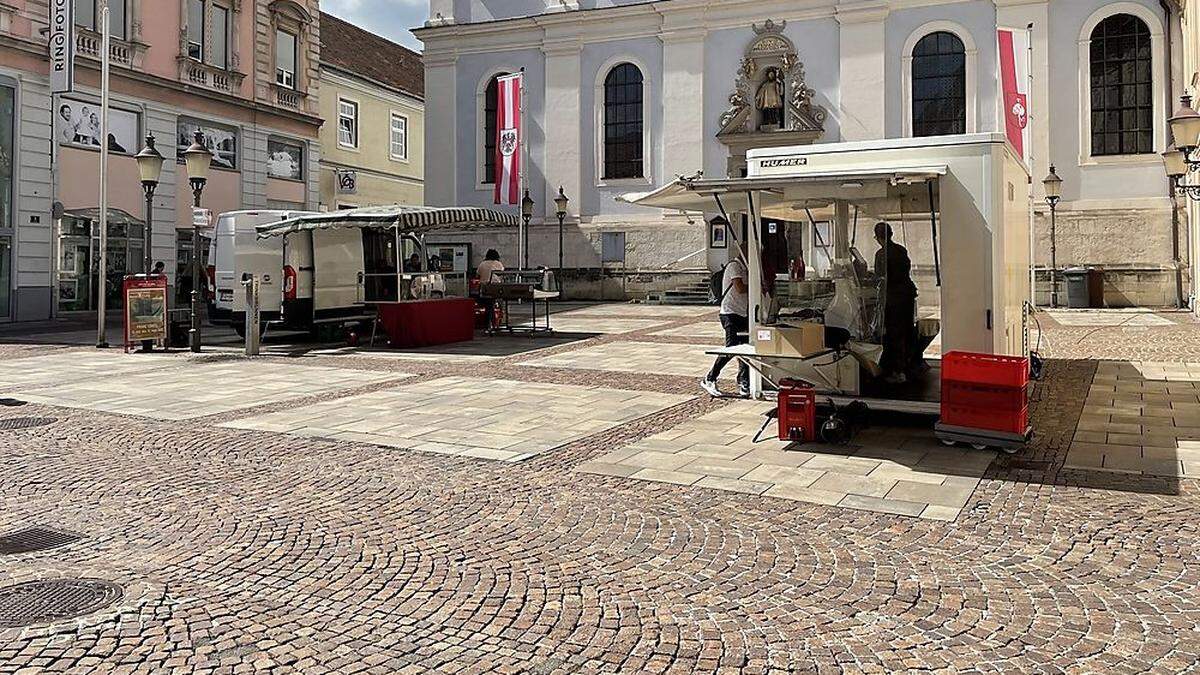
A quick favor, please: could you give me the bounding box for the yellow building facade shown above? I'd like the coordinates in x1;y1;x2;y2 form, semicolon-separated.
318;13;424;210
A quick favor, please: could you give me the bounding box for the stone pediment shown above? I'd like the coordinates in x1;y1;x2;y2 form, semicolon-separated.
717;19;827;144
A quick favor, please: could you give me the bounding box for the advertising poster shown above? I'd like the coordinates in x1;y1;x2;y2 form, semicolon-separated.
123;276;168;348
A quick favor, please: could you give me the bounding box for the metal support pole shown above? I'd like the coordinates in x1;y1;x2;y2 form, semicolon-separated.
523;215;530;269
1049;204;1058;308
557;213;564;292
243;273;261;356
189;181;204;352
143;184;154;274
96;1;111;348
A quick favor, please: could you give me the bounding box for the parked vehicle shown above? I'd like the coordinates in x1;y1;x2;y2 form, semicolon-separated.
208;210;314;335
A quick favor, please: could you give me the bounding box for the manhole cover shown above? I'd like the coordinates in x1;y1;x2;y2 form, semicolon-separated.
0;417;56;431
0;579;123;629
0;528;83;555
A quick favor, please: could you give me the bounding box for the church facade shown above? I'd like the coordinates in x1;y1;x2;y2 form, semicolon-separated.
416;0;1185;306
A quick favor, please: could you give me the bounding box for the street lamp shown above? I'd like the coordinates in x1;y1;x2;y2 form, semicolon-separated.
182;130;213;353
554;187;569;292
1042;164;1063;308
520;188;534;269
1165;95;1200;201
134;134;164;275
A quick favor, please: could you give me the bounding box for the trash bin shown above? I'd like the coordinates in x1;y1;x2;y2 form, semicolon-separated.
1062;267;1105;308
1064;267;1090;308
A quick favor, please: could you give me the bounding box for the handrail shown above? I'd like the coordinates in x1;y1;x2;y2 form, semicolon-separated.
662;247;707;269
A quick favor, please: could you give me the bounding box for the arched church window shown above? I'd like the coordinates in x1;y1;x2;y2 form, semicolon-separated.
482;74;507;185
603;63;644;180
1089;14;1153;156
911;32;966;137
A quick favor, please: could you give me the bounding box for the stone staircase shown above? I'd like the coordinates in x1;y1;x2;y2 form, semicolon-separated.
646;276;714;306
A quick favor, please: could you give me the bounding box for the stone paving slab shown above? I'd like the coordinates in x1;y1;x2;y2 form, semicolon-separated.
578;400;995;520
13;360;400;420
518;317;670;334
520;340;726;379
1067;360;1200;478
222;376;690;462
649;322;727;340
1045;310;1177;327
557;304;715;318
0;351;177;390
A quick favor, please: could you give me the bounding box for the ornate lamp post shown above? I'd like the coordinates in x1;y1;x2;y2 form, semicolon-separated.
182;130;213;353
1042;165;1063;308
1164;95;1200;200
520;188;534;269
554;187;569;292
134;134;164;275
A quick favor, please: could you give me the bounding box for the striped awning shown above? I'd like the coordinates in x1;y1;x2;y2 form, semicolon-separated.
256;205;520;238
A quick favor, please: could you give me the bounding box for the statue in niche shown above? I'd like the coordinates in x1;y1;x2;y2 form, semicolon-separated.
755;67;785;130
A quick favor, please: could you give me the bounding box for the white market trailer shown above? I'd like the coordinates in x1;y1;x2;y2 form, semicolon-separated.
623;133;1032;409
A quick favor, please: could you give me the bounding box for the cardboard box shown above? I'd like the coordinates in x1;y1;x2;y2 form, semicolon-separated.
753;322;825;357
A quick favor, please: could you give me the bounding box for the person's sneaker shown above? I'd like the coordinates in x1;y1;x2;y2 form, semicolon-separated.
700;378;722;397
884;372;908;385
737;386;751;398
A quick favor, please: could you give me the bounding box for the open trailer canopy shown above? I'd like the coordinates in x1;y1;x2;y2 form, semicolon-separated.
256;205;520;239
617;166;947;215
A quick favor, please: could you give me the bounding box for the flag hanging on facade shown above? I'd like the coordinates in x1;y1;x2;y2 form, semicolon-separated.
998;27;1032;165
494;72;523;205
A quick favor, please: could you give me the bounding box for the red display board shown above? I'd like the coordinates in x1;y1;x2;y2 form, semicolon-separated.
374;298;475;348
123;275;169;352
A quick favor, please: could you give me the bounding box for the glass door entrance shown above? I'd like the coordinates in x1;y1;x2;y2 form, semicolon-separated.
56;211;144;313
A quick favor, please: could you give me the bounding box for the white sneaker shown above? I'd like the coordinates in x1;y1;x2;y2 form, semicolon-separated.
884;372;908;385
737;386;751;398
700;379;722;397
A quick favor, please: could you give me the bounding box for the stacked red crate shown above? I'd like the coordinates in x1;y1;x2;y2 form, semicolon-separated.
940;351;1030;435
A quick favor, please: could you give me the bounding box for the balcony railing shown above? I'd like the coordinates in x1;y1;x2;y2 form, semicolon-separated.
75;30;142;68
178;58;245;95
272;84;307;112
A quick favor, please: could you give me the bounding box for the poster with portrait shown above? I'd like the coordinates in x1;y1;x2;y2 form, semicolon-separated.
267;139;303;180
177;119;238;170
57;98;139;154
709;218;728;249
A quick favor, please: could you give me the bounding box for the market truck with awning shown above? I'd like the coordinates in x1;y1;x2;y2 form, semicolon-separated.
620;133;1032;412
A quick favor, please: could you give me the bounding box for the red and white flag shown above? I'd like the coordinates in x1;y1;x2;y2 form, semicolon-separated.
998;27;1032;165
494;72;523;205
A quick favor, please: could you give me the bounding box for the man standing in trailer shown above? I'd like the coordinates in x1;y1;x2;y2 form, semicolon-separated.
874;222;918;384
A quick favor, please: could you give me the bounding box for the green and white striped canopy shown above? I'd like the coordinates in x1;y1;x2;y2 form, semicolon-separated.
256;205;520;238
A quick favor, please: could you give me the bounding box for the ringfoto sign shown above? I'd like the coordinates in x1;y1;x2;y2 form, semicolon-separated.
50;0;75;94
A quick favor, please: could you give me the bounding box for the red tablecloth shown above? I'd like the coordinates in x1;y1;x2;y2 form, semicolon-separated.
375;298;475;348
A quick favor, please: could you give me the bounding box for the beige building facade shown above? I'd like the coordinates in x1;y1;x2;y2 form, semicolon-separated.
318;13;424;211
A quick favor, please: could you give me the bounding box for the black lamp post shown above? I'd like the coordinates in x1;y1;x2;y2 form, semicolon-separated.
134;134;164;275
554;187;569;291
1042;164;1063;308
1165;95;1200;200
521;188;534;269
182;130;213;353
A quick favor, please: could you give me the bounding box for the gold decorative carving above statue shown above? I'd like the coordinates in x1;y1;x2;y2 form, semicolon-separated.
717;19;827;138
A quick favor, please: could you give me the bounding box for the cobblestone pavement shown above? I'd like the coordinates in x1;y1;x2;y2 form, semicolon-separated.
0;304;1198;673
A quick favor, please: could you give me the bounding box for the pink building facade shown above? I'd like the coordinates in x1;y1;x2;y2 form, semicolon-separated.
0;0;322;321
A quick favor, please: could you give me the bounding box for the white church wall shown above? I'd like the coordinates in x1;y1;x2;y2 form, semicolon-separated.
883;0;999;139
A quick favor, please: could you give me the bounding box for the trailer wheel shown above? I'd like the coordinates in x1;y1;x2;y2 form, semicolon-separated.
939;438;957;447
970;443;989;451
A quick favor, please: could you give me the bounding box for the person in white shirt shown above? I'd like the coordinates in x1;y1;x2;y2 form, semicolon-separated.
476;249;505;330
702;244;750;397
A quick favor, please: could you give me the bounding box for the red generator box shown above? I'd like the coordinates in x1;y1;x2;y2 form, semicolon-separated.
778;379;816;442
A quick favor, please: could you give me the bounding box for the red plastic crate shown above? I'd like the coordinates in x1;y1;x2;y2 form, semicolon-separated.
943;351;1029;389
940;403;1028;435
942;381;1028;411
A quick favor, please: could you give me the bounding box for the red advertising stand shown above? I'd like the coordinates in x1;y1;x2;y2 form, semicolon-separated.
123;275;169;353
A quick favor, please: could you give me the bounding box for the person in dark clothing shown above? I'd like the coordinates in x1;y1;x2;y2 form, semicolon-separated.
873;222;918;384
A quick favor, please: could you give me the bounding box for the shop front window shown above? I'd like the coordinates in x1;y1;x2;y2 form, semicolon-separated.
55;212;144;313
175;230;211;306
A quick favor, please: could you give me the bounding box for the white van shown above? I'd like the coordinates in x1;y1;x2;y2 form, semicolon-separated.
209;210;314;334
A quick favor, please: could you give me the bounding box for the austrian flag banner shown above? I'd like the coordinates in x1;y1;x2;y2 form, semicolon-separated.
998;27;1032;165
494;72;523;205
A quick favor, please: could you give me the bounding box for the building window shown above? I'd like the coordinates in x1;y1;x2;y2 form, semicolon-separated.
603;63;644;180
338;99;358;149
1089;14;1153;156
211;5;229;69
187;0;204;60
267;138;304;180
911;32;966;137
482;74;504;184
390;112;408;161
275;30;297;89
75;0;126;40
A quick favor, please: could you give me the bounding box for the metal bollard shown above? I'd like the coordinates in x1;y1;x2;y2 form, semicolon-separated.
242;273;261;356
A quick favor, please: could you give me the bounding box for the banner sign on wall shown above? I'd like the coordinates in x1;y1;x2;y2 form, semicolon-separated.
50;0;75;94
493;72;523;206
998;27;1032;166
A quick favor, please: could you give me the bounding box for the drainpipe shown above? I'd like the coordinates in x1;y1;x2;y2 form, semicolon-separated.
1162;0;1187;307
